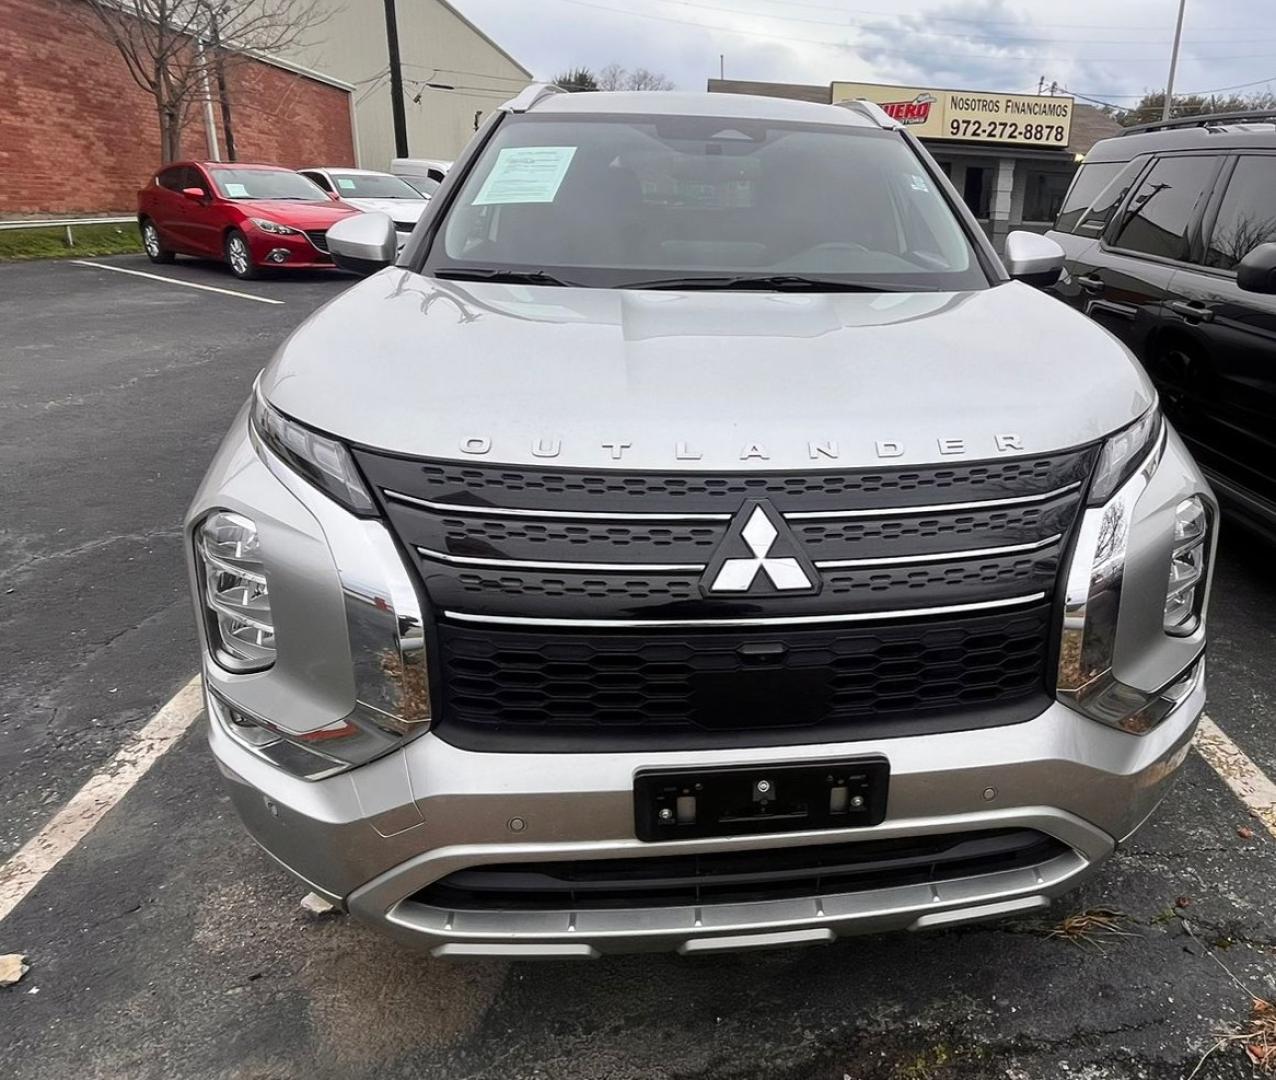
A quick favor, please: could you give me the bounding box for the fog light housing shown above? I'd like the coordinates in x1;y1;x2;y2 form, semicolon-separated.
198;511;275;671
1164;496;1209;636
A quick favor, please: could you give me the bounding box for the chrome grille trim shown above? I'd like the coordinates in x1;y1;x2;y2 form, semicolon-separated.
384;484;1082;525
415;546;706;573
813;534;1062;570
441;592;1049;629
784;483;1083;521
384;489;732;523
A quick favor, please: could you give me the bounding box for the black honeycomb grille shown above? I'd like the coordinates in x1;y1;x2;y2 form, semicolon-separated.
436;606;1053;750
440;517;722;551
353;446;1098;514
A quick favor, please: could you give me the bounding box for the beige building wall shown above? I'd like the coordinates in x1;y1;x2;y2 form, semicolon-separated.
281;0;532;169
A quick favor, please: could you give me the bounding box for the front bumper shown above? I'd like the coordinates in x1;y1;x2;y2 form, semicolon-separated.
243;227;334;269
190;406;1210;956
209;671;1203;956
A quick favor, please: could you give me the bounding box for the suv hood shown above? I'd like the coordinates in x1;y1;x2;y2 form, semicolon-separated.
260;271;1155;471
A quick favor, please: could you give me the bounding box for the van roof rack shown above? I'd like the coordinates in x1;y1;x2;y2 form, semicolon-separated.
1119;109;1276;136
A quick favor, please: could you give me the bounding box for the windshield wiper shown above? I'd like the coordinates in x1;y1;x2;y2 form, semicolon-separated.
434;267;579;287
621;274;932;293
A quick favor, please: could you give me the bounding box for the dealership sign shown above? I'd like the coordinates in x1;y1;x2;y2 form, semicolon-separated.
831;81;1074;149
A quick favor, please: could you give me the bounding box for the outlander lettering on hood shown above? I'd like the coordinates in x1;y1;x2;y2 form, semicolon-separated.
455;433;1027;462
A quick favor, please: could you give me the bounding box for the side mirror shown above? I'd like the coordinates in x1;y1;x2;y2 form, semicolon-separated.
181;186;207;202
1003;230;1065;288
327;212;397;275
1236;242;1276;295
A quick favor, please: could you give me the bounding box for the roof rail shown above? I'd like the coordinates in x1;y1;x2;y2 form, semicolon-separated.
1119;108;1276;136
834;98;902;130
502;82;568;114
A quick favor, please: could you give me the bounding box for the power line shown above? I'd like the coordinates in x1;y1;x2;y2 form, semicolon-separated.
717;0;1276;35
544;0;1276;65
648;0;1276;47
1066;74;1276;100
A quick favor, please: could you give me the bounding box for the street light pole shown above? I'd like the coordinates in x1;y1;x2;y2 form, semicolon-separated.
1162;0;1188;122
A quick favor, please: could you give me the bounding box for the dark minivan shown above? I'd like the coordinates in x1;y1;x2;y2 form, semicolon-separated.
1047;111;1276;538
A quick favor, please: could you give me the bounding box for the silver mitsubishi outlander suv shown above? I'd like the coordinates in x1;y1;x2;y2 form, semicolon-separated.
187;87;1215;957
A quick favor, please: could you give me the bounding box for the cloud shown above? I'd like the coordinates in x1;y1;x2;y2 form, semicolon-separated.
449;0;1276;107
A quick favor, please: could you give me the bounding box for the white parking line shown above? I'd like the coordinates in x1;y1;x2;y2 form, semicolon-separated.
0;675;205;925
1195;715;1276;839
70;260;284;305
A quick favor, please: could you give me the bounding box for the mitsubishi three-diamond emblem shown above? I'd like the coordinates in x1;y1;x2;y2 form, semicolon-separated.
702;500;821;596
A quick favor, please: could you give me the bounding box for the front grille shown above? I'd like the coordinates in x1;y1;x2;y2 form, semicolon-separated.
356;450;1096;514
413;829;1067;911
304;229;329;254
352;448;1097;748
437;606;1052;750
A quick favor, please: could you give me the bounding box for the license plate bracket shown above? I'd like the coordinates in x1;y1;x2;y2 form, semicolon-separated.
634;757;889;842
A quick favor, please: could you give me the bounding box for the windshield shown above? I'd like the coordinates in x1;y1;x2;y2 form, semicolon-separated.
330;172;424;200
210;169;328;202
429;114;985;290
403;175;440;197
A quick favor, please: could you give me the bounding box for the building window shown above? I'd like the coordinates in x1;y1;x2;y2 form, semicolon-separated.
962;166;992;219
1023;169;1073;223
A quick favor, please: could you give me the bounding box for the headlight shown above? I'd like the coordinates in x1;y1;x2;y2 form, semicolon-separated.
250;387;376;515
1165;496;1209;635
1088;406;1163;505
198;511;275;671
1057;414;1210;733
249;218;298;235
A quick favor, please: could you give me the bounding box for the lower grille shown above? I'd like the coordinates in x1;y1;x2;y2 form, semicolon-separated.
436;605;1053;750
304;229;329;254
413;829;1067;911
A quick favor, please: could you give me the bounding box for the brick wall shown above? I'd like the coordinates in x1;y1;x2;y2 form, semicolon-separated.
0;0;355;217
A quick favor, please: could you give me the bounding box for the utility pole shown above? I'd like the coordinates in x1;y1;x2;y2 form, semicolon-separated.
208;6;237;162
383;0;410;158
1163;0;1188;122
195;39;221;160
1038;75;1045;94
719;54;724;80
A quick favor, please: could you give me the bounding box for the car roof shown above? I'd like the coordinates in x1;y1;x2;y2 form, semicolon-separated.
176;161;299;172
301;166;393;176
1084;120;1276;164
528;90;879;129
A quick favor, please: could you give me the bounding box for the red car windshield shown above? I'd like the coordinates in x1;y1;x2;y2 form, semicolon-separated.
210;169;328;202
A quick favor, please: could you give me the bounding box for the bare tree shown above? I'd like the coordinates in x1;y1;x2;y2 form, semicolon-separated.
625;67;675;92
78;0;327;162
596;63;674;92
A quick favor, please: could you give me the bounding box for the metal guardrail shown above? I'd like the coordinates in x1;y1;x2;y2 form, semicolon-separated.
0;216;136;246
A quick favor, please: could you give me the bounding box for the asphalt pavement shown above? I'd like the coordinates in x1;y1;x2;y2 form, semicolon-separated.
1;253;1274;1080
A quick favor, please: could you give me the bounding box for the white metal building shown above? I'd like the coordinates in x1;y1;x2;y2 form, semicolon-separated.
281;0;533;169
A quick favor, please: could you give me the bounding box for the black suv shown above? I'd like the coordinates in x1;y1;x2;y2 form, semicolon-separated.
1047;111;1276;538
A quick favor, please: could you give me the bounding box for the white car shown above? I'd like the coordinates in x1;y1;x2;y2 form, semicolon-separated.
389;157;452;198
299;167;430;243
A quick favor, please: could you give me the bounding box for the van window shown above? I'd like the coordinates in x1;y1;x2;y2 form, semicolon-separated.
1204;155;1276;271
1111;155;1220;261
1054;162;1123;233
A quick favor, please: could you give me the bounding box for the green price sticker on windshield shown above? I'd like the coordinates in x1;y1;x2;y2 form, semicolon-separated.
473;146;577;205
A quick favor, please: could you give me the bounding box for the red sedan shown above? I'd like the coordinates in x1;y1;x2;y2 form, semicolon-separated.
137;162;359;279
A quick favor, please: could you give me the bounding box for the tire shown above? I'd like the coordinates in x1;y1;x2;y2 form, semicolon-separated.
140;219;175;264
224;229;259;280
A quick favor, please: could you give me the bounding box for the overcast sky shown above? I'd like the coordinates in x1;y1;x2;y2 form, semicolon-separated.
448;0;1276;111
